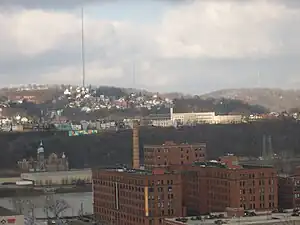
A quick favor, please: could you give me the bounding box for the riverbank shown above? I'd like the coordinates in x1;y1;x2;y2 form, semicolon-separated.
0;185;92;197
0;192;93;218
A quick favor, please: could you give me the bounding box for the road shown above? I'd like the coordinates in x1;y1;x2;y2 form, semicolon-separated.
0;184;27;189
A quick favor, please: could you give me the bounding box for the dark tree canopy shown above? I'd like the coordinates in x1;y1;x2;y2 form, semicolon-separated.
1;120;300;170
173;97;268;115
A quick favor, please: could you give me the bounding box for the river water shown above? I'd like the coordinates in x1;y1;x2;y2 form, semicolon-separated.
0;192;93;218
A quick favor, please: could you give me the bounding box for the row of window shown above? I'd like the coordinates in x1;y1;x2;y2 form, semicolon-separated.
95;200;145;214
190;178;275;187
145;147;205;153
240;179;274;187
95;193;145;206
148;186;173;192
94;178;176;187
240;187;275;195
93;177;145;185
202;172;274;179
240;194;275;202
240;202;276;209
95;207;145;224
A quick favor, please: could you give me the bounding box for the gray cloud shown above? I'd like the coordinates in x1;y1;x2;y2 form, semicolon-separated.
1;0;300;9
0;0;113;9
1;0;300;94
275;0;300;8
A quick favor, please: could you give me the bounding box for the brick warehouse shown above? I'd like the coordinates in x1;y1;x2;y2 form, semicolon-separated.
170;155;278;215
144;141;206;170
93;168;185;225
93;122;185;225
278;166;300;209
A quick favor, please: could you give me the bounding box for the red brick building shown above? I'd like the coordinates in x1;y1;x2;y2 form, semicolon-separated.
170;157;278;215
144;141;206;170
93;167;185;225
278;167;300;209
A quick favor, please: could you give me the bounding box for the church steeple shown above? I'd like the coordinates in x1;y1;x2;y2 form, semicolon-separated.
37;140;45;171
37;140;44;154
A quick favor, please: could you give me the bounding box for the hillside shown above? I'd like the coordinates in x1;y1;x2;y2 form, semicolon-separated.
173;98;267;115
0;86;268;120
2;86;300;113
201;88;300;112
1;120;300;170
0;85;63;102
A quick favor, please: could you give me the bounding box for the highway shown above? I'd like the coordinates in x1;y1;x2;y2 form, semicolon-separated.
0;184;28;189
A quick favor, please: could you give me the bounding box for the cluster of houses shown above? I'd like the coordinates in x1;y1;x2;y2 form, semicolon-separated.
0;85;300;132
62;86;173;113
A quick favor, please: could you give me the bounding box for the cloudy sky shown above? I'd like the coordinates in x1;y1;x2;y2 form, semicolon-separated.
1;0;300;94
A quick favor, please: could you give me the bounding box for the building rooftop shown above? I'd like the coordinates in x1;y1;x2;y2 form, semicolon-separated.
68;216;96;225
193;161;228;169
0;206;19;216
191;161;274;170
166;213;300;225
69;221;95;225
144;141;206;147
21;168;91;177
99;167;176;176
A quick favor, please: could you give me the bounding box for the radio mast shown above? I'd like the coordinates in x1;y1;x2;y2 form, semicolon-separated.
81;6;86;88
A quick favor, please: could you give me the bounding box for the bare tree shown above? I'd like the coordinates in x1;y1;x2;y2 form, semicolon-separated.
10;198;34;216
11;198;38;225
11;193;70;224
44;195;70;219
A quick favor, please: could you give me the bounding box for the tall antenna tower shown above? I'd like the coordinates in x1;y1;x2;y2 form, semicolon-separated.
257;71;261;88
81;6;86;88
132;62;136;89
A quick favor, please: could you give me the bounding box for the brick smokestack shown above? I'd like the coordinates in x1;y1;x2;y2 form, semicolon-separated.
132;120;140;169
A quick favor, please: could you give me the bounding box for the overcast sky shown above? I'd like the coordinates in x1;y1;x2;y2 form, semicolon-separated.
1;0;300;94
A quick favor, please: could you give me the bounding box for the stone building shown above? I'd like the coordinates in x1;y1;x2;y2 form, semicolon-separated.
45;152;69;172
17;141;69;172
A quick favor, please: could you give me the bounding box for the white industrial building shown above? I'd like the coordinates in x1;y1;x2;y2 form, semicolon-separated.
0;177;20;184
170;108;243;124
0;207;24;225
170;108;215;124
151;119;174;127
20;169;92;186
213;115;243;124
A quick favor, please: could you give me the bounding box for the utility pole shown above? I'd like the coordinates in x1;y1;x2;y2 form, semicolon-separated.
31;206;35;225
78;202;84;216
